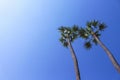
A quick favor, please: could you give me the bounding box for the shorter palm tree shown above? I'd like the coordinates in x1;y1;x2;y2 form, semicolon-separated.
79;20;120;73
58;25;81;80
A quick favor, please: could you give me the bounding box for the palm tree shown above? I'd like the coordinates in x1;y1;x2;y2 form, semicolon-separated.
58;25;81;80
79;20;120;73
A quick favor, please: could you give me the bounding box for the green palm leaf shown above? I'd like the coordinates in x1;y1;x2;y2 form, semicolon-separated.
58;26;65;33
63;42;68;47
79;28;89;39
92;20;99;27
72;25;79;32
92;39;98;45
84;41;92;49
86;21;92;28
99;23;107;31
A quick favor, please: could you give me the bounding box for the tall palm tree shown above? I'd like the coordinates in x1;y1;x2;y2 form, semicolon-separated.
79;20;120;73
58;25;81;80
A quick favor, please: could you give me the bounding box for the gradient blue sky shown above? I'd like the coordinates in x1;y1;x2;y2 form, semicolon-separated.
0;0;120;80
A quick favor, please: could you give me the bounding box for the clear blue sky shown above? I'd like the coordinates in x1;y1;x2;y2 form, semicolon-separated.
0;0;120;80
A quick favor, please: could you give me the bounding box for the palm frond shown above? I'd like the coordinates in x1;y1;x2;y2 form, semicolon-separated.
58;26;65;33
61;33;67;38
95;33;101;37
92;20;99;28
63;27;71;35
99;23;107;31
94;31;101;37
59;37;68;47
84;41;92;49
94;30;99;34
70;33;78;42
92;39;98;45
59;38;64;43
86;21;92;28
86;26;92;33
79;28;89;39
63;42;68;47
72;25;79;32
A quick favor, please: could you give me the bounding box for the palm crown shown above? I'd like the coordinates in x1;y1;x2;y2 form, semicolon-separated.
58;25;79;47
79;20;107;49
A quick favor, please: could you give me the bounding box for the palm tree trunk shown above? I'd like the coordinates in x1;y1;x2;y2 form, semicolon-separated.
67;39;81;80
93;34;120;73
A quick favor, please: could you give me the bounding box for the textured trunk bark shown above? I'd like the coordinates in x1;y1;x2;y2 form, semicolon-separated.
93;34;120;73
67;39;81;80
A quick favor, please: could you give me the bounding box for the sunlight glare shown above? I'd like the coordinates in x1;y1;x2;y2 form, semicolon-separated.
0;0;17;16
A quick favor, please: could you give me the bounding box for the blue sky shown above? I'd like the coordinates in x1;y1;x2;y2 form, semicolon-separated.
0;0;120;80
